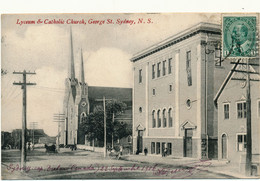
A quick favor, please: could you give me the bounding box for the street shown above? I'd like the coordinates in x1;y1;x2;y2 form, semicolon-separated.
1;148;235;179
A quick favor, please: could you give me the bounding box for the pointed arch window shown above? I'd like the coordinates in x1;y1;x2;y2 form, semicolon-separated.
80;112;86;123
157;110;161;128
168;108;173;127
163;109;167;127
152;110;156;128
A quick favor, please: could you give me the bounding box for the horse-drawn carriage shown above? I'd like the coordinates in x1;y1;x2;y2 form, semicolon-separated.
108;149;120;159
44;144;57;153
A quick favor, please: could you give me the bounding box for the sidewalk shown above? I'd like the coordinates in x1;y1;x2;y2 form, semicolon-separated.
121;154;259;179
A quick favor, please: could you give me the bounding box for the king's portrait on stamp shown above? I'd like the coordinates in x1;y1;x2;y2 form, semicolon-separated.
1;13;260;180
222;15;258;58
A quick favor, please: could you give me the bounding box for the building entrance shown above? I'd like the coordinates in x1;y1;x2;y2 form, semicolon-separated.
184;129;193;157
137;130;143;153
222;134;227;159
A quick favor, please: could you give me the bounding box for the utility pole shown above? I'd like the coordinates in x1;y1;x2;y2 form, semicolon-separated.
112;112;114;149
103;96;107;157
53;113;65;152
231;58;259;176
29;122;38;146
245;59;252;176
95;98;112;155
13;70;36;171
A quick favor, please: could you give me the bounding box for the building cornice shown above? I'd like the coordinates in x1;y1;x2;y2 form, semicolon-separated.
130;22;221;62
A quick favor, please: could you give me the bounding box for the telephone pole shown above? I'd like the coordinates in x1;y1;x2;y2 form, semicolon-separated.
29;122;38;146
95;98;112;156
231;58;259;176
53;113;65;151
112;112;114;149
13;70;36;170
103;96;107;157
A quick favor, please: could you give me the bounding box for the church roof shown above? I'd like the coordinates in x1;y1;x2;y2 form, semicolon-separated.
88;86;132;102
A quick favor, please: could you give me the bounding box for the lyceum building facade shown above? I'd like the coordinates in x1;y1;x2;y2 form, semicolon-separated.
131;23;231;159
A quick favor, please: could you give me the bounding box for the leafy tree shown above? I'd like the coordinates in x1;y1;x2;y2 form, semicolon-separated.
79;99;130;147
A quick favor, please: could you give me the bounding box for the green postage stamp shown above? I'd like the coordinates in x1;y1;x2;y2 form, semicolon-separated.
222;15;258;58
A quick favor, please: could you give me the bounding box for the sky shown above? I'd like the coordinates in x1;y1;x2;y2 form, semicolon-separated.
1;13;222;136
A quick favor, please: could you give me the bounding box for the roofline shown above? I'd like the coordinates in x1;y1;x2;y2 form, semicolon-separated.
213;59;241;107
130;22;221;62
89;86;132;90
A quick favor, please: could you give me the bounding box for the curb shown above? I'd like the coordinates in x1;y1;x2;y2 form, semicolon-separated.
121;155;257;179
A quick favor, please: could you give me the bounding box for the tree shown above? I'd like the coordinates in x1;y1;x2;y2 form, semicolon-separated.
1;69;7;76
79;99;130;147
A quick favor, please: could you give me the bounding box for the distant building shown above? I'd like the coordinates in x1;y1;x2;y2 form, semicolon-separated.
38;136;56;145
131;22;232;159
11;129;48;148
1;131;13;148
214;58;260;164
60;30;132;146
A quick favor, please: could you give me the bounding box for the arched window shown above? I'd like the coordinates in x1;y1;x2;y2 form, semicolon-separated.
80;112;86;123
163;109;167;127
152;110;156;128
157;110;161;128
168;108;173;127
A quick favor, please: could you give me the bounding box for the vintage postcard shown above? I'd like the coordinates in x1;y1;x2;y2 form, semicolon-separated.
1;13;260;179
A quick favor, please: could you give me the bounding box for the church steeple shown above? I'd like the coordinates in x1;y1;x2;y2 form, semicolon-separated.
80;48;86;95
69;28;76;80
80;48;85;84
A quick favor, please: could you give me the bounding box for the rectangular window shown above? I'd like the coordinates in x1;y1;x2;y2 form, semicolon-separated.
237;102;246;118
162;60;166;76
152;88;156;96
139;69;142;83
186;51;192;86
224;103;230;119
237;134;247;152
156;142;160;154
151;142;155;154
168;58;172;74
169;84;173;92
167;143;172;155
152;64;155;79
157;62;161;78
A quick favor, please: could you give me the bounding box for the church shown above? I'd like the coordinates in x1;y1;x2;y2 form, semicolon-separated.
59;30;132;146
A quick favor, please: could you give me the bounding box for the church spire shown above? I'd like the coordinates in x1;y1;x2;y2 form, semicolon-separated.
80;48;86;95
69;27;75;79
80;48;85;83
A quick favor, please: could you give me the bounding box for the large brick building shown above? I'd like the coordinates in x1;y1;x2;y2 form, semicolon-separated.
131;22;232;159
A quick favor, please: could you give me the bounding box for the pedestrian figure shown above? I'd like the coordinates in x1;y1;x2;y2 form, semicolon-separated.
144;147;148;156
162;147;167;157
136;150;139;155
28;142;31;151
164;147;168;157
119;145;123;156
